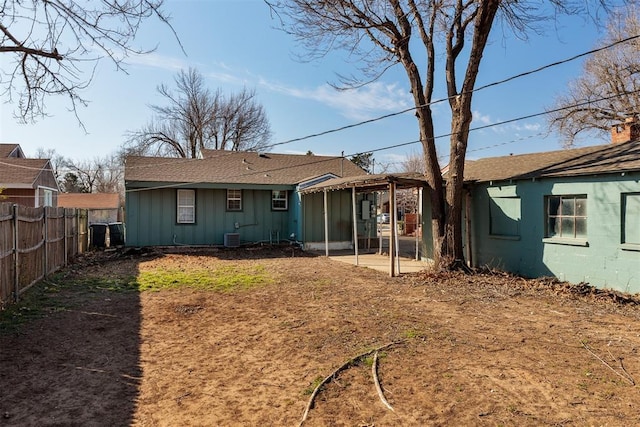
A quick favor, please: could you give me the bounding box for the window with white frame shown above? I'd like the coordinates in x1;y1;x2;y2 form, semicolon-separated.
545;195;587;239
43;189;53;207
36;187;54;207
227;189;242;211
272;190;288;210
177;189;195;223
622;193;640;246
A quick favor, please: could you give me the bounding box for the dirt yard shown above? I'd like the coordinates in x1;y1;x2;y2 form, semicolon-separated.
1;247;640;426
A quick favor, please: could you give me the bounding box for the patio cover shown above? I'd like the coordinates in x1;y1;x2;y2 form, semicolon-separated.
299;173;428;277
298;172;429;195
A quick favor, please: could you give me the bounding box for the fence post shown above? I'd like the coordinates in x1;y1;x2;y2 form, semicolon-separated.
43;207;48;278
75;209;79;256
63;209;68;266
12;204;19;303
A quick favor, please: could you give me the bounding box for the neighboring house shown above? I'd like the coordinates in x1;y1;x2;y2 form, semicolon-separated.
58;193;122;224
124;150;367;248
0;143;59;207
462;119;640;293
0;143;25;158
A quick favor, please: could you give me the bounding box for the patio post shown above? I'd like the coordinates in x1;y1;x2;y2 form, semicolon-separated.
323;189;329;257
352;186;359;266
389;182;396;277
415;188;420;261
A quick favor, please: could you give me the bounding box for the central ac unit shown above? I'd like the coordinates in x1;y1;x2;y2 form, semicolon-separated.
224;233;240;248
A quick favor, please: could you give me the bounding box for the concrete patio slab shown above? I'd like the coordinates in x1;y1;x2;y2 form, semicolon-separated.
316;250;432;275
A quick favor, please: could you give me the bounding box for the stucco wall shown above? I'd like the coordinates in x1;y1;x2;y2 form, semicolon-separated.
470;173;640;293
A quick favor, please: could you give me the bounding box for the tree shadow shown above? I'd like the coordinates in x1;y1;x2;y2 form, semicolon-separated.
0;252;149;425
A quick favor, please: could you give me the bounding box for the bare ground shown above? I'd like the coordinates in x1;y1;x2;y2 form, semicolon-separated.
1;247;640;426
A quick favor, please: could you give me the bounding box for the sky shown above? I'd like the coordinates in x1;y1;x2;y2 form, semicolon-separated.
0;0;620;172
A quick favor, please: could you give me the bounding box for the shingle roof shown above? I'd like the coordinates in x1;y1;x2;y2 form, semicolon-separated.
464;140;640;183
0;158;50;188
299;172;427;194
58;193;120;209
125;150;366;185
0;144;23;158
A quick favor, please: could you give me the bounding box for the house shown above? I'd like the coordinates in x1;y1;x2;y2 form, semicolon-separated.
57;193;122;224
0;143;59;207
0;143;25;158
462;119;640;293
124;150;367;248
297;119;640;289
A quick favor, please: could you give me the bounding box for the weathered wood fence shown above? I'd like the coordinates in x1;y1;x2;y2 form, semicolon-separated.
0;202;88;308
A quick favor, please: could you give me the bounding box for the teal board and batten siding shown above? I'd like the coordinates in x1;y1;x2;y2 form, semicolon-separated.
126;185;295;247
469;174;640;293
302;190;376;246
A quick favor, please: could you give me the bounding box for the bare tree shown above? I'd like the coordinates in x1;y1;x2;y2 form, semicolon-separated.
270;0;615;269
125;68;272;158
1;0;179;122
548;4;640;146
34;147;64;182
61;154;124;195
125;68;214;158
401;150;425;174
212;88;273;152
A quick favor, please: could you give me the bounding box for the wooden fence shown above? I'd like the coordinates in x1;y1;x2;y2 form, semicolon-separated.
0;202;88;308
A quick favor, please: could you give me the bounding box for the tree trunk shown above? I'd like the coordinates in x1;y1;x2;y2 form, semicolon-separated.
444;116;468;264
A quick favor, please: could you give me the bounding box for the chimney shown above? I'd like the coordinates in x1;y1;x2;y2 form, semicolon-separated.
611;116;640;144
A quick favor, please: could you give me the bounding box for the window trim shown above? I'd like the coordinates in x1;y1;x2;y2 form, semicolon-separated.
542;237;589;247
36;186;56;207
621;192;640;248
544;194;587;240
226;189;243;211
176;189;196;224
272;190;288;211
488;195;521;238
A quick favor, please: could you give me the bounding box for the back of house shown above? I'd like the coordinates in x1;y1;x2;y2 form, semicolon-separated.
464;119;640;293
124;150;365;247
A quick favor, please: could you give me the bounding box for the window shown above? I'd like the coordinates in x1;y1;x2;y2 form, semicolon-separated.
622;193;640;246
36;187;54;207
272;190;288;210
43;189;53;207
489;196;521;237
177;189;195;223
227;189;242;211
545;195;587;239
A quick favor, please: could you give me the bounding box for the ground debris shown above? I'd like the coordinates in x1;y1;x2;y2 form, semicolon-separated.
405;268;640;308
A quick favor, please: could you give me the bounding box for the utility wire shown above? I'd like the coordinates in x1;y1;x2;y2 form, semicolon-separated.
6;84;639;184
5;87;639;184
265;34;640;151
6;35;640;176
123;87;640;194
343;88;640;159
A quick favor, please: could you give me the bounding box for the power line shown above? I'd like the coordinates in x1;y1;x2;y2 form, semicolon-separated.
5;87;639;186
265;34;640;151
343;88;640;160
123;87;640;194
5;35;640;178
